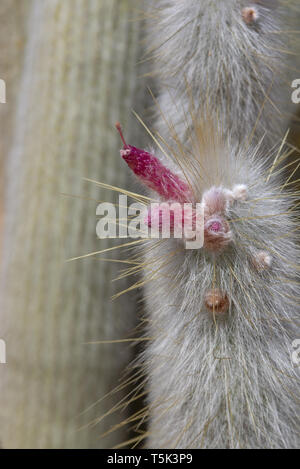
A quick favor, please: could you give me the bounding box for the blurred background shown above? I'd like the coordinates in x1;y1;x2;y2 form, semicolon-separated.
0;0;299;450
0;0;150;449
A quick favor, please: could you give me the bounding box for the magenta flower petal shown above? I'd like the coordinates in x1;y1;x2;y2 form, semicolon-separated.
116;123;192;202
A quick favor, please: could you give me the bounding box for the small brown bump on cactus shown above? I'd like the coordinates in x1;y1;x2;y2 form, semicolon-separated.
252;251;273;271
242;6;259;25
204;289;230;316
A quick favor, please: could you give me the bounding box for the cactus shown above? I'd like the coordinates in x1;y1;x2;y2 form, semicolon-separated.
114;0;300;448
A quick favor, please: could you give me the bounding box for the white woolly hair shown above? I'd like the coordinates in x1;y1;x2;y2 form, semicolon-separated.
145;0;298;150
127;0;300;449
140;125;299;449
